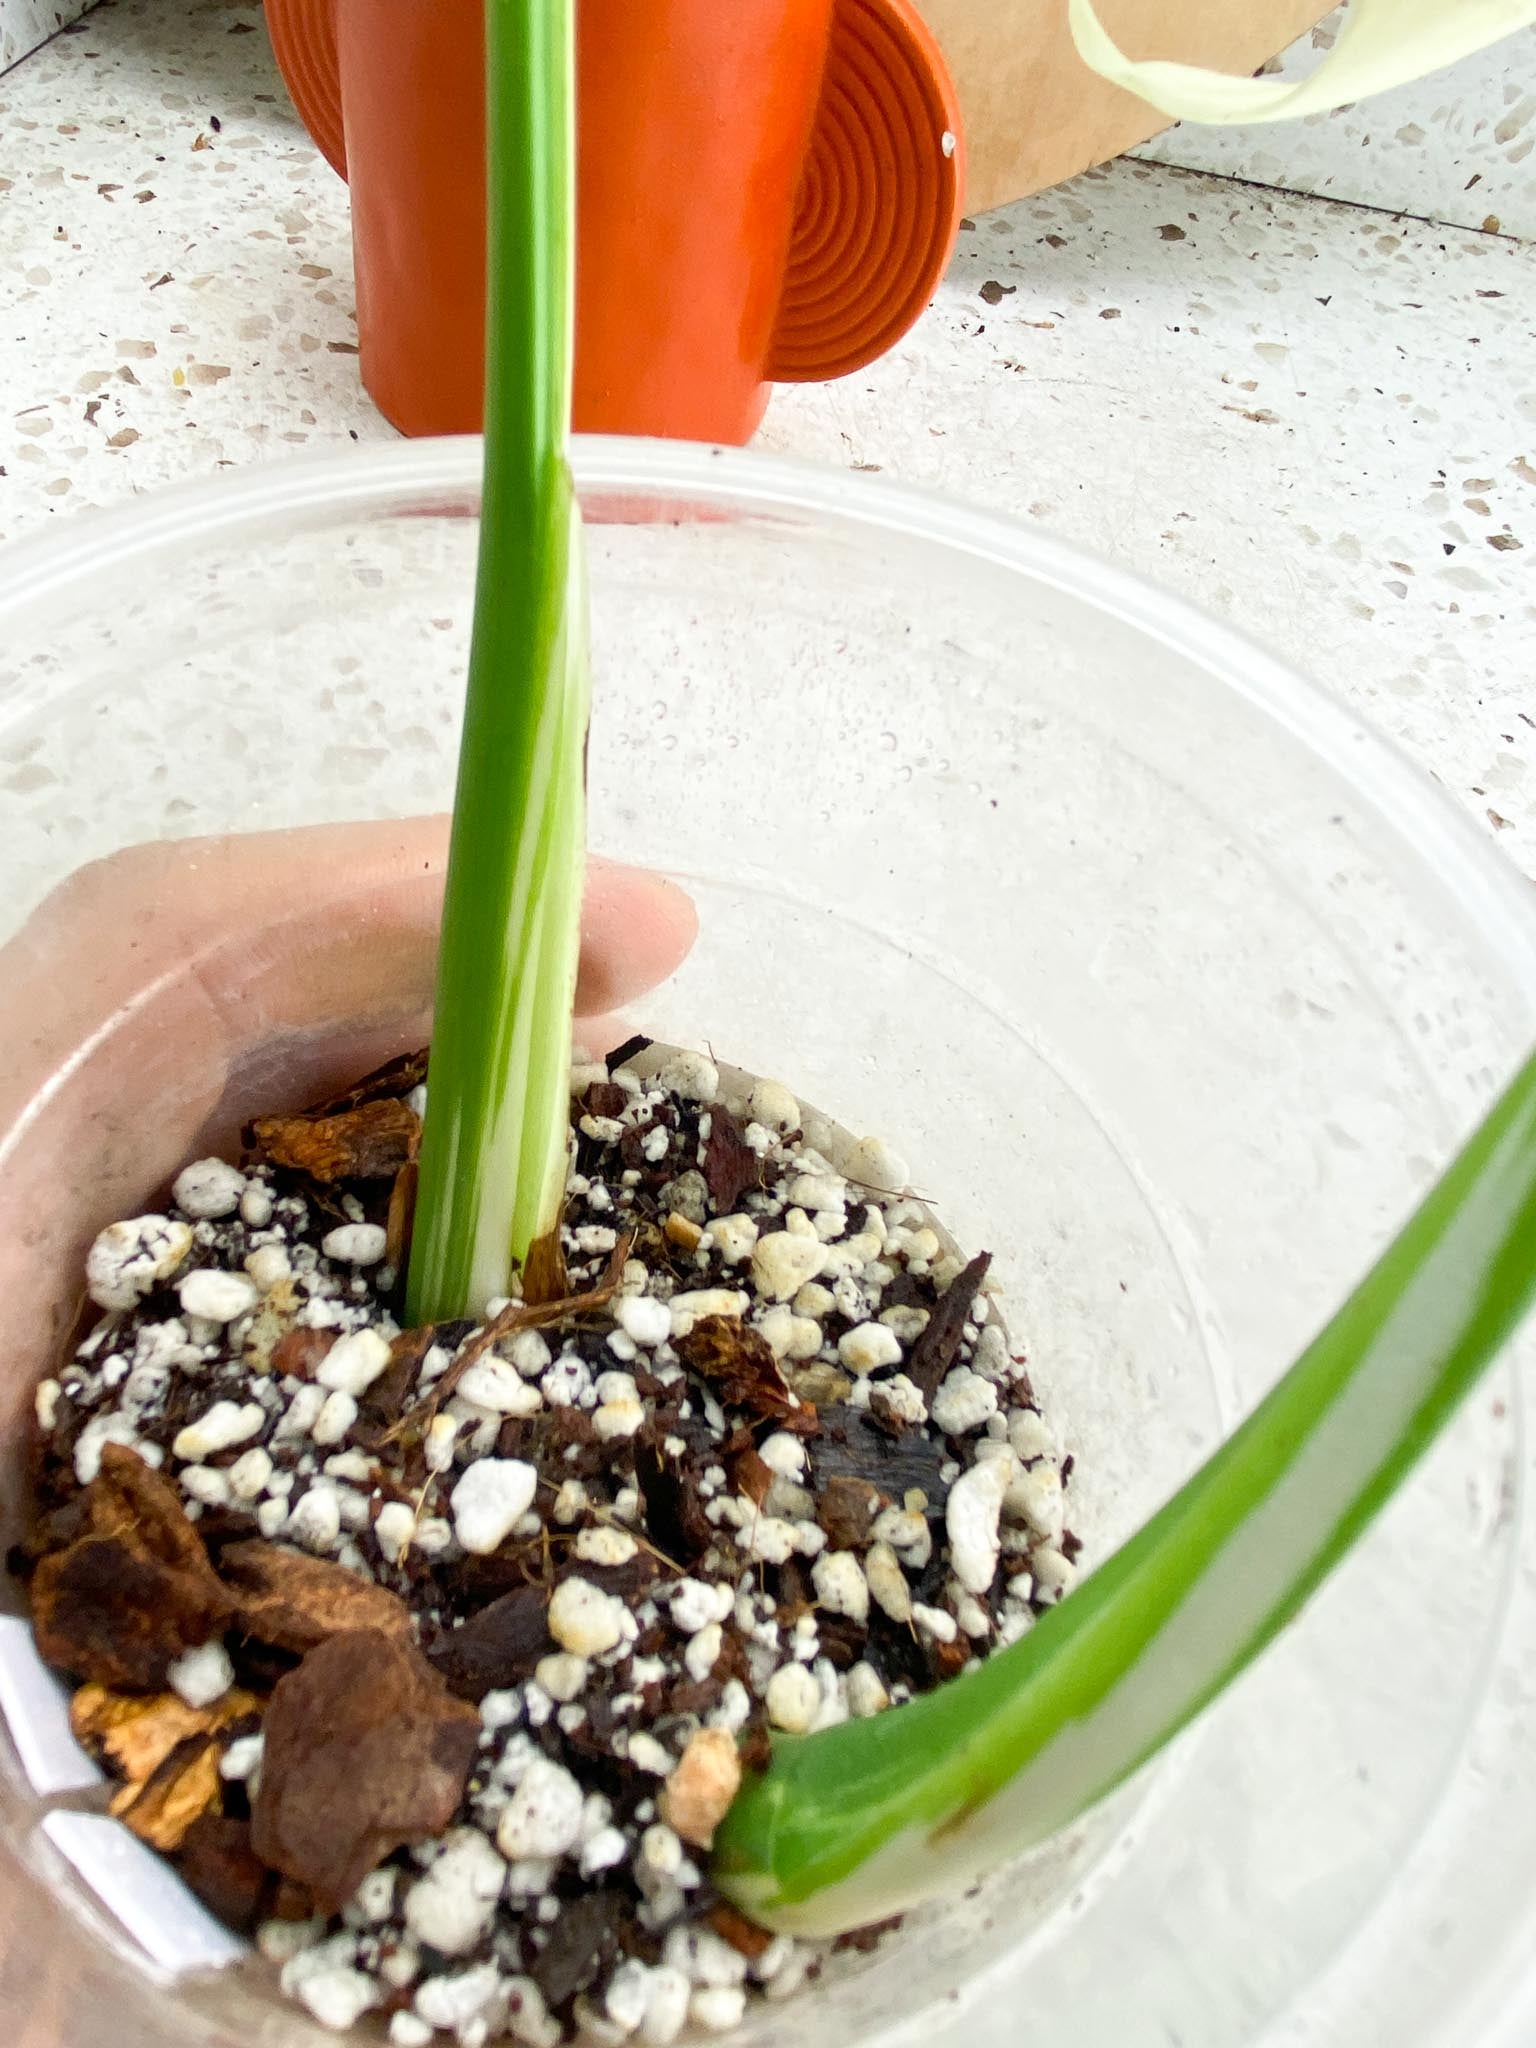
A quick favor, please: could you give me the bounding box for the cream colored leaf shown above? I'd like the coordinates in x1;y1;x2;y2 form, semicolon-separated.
1068;0;1536;126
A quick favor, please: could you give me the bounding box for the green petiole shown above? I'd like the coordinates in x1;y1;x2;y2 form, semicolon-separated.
406;0;586;1325
715;1046;1536;1934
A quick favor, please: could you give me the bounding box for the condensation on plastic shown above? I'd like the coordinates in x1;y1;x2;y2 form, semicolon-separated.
1;439;1535;2046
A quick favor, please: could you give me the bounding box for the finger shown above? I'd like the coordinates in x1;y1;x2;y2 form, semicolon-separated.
575;860;698;1017
0;823;697;1383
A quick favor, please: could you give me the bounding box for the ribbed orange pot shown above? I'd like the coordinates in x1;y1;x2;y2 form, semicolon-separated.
265;0;965;443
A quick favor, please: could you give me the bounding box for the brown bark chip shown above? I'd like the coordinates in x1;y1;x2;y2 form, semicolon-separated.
219;1540;414;1656
675;1316;803;1427
906;1251;992;1404
176;1815;273;1934
700;1107;762;1214
31;1447;232;1688
302;1047;429;1118
706;1901;776;1961
109;1733;224;1851
269;1326;336;1381
248;1098;421;1182
532;1889;628;2010
817;1475;881;1550
426;1584;549;1700
251;1629;480;1911
70;1682;259;1783
385;1159;419;1273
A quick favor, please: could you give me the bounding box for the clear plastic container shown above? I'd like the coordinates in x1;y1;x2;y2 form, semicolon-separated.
1;437;1535;2048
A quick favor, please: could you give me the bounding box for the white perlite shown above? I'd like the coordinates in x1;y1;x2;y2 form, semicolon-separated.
1012;1461;1067;1542
413;1962;505;2035
403;1830;508;1956
912;1602;959;1644
297;1966;380;2032
458;1359;543;1417
812;1550;870;1624
667;1579;732;1634
690;1987;747;2033
172;1399;265;1462
846;1135;909;1193
1009;1407;1058;1464
321;1222;388;1266
574;1526;638;1568
548;1576;627;1657
765;1662;820;1734
931;1367;999;1436
750;1231;824;1304
846;1662;890;1718
221;1733;264;1783
668;1290;749;1339
864;1540;914;1624
172;1158;246;1219
313;1390;358;1447
496;1756;586;1861
287;1484;343;1553
85;1215;194;1311
535;1654;590;1704
375;1501;417;1563
704;1214;757;1265
1031;1544;1076;1602
757;1433;805;1479
451;1459;539;1555
228;1449;274;1499
655;1051;718;1104
246;1244;292;1293
614;1294;670;1348
745;1079;799;1133
837;1322;903;1375
177;1268;259;1324
74;1418;144;1487
870;1374;926;1427
946;1454;1010;1595
317;1328;393;1395
166;1639;233;1709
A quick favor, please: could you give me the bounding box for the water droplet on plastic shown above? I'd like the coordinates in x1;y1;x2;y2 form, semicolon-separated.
897;765;913;784
661;734;678;751
879;731;897;751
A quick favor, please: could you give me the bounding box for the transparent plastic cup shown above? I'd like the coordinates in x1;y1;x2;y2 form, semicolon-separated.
2;438;1536;2048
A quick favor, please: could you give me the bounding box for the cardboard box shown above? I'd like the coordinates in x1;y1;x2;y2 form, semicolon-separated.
920;0;1334;211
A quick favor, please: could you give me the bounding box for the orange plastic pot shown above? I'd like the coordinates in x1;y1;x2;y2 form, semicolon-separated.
265;0;965;443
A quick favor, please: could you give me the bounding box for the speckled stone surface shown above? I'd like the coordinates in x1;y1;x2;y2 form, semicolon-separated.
0;0;89;76
0;0;382;517
763;166;1536;875
1136;4;1536;240
1;0;1533;887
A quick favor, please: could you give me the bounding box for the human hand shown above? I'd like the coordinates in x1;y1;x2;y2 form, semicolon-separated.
0;818;696;1390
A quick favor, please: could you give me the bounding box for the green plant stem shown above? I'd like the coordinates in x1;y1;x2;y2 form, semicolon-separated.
716;1045;1536;1934
407;0;586;1325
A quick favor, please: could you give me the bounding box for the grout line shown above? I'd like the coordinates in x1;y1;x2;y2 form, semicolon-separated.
0;0;104;83
1126;152;1528;248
